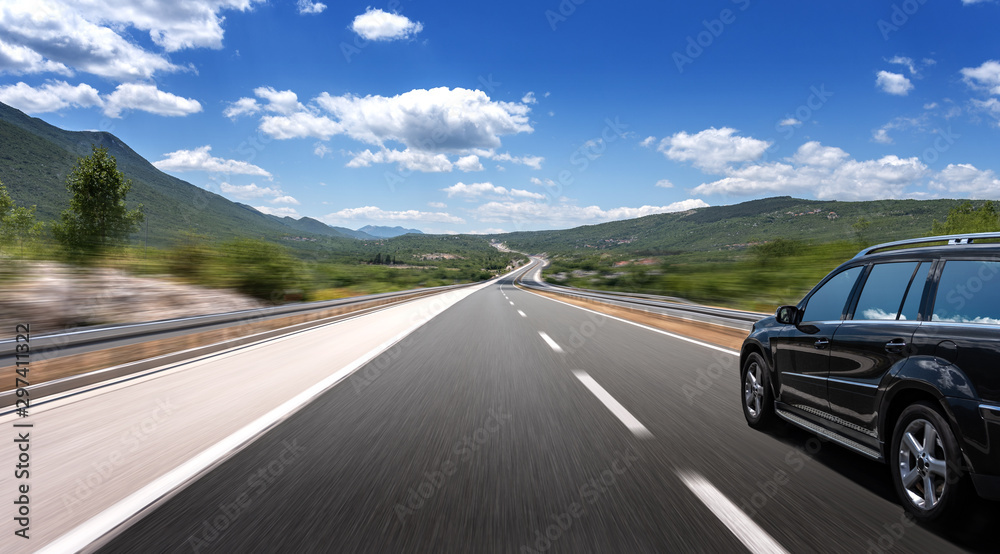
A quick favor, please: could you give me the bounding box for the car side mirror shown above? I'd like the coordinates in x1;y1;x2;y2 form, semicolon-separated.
776;305;800;326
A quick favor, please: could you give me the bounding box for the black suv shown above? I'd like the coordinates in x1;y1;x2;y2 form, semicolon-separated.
741;233;1000;523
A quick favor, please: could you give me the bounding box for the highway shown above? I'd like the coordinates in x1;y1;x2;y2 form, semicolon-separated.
4;259;995;552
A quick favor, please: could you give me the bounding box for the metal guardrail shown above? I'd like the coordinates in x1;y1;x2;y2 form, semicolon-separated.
0;282;479;368
515;262;766;325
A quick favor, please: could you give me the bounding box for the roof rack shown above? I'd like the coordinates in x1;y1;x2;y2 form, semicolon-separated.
854;232;1000;258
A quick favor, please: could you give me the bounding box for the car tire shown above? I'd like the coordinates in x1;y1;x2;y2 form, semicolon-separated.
889;401;972;524
741;352;777;430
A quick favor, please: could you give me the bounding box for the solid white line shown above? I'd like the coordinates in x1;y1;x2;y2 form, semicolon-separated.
522;287;738;357
517;310;527;318
573;370;652;438
36;308;452;553
538;331;564;353
678;471;789;554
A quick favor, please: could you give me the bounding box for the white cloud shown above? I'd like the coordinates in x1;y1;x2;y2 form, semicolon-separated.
778;118;802;127
929;163;1000;197
522;92;537;104
428;201;447;209
658;127;771;172
923;102;938;110
961;60;1000;95
454;154;484;172
296;0;326;15
872;128;893;144
887;56;917;75
690;142;927;200
224;97;260;119
442;182;544;200
220;182;281;198
104;83;202;118
253;205;299;217
271;195;300;205
347;148;454;172
248;86;539;172
655;179;674;188
639;136;656;148
0;0;256;82
323;206;464;224
313;143;331;158
154;146;272;177
472;199;709;225
351;8;423;41
876;71;913;96
0;81;102;113
971;97;1000;125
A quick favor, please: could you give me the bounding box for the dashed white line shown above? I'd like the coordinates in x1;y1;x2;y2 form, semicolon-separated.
517;310;527;318
572;370;652;438
538;331;564;353
509;301;515;306
678;471;790;554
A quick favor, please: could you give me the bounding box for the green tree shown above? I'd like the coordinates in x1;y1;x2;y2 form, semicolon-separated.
0;180;44;257
931;201;1000;235
852;217;872;247
52;146;143;258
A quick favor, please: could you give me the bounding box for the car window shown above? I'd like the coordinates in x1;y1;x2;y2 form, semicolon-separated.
932;260;1000;325
853;262;922;320
801;265;863;322
897;262;931;321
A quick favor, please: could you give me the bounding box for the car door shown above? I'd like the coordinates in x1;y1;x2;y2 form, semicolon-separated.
827;261;930;432
773;264;864;413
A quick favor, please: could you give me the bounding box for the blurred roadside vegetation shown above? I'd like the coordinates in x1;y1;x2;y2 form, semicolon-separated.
542;201;1000;312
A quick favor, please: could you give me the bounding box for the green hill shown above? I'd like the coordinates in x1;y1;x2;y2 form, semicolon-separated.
495;196;963;256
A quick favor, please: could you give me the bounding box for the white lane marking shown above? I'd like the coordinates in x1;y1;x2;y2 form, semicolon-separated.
678;471;790;554
523;288;739;357
517;310;527;318
573;370;652;438
509;301;515;306
538;331;564;353
36;310;451;553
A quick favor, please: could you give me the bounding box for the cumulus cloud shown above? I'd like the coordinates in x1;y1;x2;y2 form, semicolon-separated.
323;206;464;224
876;71;913;95
297;0;326;15
351;8;423;41
154;146;272;177
521;92;537;104
658;127;771;172
887;56;917;75
778;118;802;127
241;86;540;172
271;195;300;205
961;60;1000;95
0;81;102;113
639;136;656;148
104;83;202;118
655;179;674;188
220;182;281;198
929;164;1000;198
690;141;927;200
872;128;893;144
442;182;544;200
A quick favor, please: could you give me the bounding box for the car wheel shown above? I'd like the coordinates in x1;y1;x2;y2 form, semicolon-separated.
889;401;971;524
742;352;777;429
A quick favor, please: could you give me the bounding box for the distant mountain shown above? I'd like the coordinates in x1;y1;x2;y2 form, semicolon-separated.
358;225;424;238
496;196;963;255
0;101;352;247
261;214;376;240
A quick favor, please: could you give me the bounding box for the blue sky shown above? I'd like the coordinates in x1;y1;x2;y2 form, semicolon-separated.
1;0;1000;234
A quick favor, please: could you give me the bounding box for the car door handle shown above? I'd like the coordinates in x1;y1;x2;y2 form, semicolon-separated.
885;339;907;353
814;338;829;349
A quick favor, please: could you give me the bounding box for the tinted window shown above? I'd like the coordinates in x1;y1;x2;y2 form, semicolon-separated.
899;262;931;321
853;262;920;320
932;260;1000;325
802;266;863;322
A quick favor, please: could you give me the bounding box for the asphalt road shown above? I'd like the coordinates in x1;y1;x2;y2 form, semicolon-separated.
74;260;993;553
